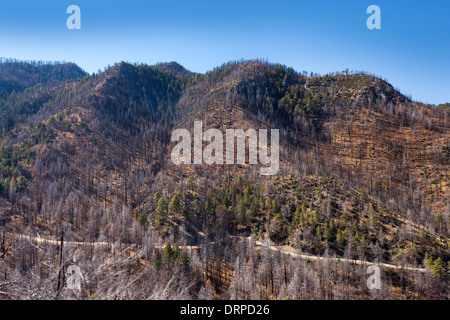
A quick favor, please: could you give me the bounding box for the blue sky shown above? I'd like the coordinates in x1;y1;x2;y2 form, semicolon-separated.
0;0;448;104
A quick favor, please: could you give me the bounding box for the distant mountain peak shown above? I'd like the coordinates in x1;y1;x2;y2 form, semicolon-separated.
0;60;87;94
155;61;195;77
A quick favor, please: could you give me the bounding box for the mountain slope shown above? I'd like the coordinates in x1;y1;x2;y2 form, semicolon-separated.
0;60;86;94
0;59;448;300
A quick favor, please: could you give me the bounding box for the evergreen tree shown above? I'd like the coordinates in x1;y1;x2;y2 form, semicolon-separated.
293;206;303;227
272;198;280;214
427;257;449;277
205;200;214;217
237;199;246;224
156;197;168;217
152;254;161;270
301;201;307;214
173;242;180;260
169;194;181;214
138;212;148;228
162;242;173;264
192;199;201;214
153;191;161;201
178;251;190;271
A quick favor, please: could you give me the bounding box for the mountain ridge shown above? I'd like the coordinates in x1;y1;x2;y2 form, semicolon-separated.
0;59;448;299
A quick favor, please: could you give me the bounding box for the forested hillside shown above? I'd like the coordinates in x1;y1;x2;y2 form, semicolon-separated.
0;60;448;300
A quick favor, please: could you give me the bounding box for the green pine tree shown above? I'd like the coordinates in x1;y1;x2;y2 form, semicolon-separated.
173;243;180;260
138;212;148;228
152;254;161;270
169;194;181;214
272;198;280;214
156;197;168;217
178;252;190;271
162;242;173;264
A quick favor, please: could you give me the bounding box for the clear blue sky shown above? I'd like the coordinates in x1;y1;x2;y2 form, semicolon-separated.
0;0;448;104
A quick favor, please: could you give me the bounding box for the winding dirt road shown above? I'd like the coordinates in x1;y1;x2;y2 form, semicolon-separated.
3;232;428;273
